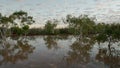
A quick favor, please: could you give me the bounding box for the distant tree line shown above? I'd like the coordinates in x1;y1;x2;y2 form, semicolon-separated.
0;11;120;41
28;14;120;41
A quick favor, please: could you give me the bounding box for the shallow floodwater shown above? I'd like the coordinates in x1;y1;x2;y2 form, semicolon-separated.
0;36;120;68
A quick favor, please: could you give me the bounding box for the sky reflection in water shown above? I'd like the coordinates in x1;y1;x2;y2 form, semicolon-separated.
0;36;120;68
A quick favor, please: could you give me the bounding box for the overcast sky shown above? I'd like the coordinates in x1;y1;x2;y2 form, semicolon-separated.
0;0;120;24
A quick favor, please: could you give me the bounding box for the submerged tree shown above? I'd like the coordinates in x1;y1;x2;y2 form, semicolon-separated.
96;43;120;68
95;23;120;68
96;23;120;44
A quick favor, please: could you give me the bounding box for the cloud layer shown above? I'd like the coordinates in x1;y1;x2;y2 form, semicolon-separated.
0;0;120;24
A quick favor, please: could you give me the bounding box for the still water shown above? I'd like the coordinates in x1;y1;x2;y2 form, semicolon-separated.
0;36;120;68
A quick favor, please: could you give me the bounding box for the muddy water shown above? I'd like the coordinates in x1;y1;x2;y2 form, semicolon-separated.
0;36;120;68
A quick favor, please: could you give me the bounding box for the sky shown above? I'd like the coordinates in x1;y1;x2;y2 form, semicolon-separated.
0;0;120;25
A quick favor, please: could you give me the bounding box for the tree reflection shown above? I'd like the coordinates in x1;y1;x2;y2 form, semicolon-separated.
0;38;35;65
44;35;69;50
96;30;120;68
96;42;120;68
44;36;58;50
65;36;95;65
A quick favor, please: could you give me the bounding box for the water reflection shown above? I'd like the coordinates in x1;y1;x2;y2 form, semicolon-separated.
44;35;69;50
96;34;120;68
44;36;58;49
0;37;35;65
65;36;95;67
96;42;120;68
0;36;119;68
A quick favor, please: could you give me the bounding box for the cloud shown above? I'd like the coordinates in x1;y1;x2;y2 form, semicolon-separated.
15;0;25;2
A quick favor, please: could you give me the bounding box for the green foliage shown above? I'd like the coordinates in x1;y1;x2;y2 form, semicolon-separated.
22;25;29;31
96;34;108;43
22;25;29;35
44;20;57;34
0;14;13;39
10;10;35;26
11;25;30;36
96;23;120;42
0;10;120;42
0;11;35;37
58;28;71;35
65;14;95;35
9;10;34;36
28;28;45;35
11;27;23;35
95;23;106;33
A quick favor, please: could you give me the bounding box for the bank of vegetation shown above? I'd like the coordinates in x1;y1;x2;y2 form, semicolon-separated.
0;11;120;41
